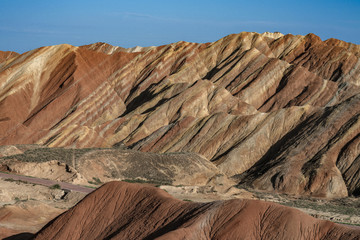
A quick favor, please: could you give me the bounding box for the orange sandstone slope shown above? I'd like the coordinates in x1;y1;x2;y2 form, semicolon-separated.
34;181;360;240
1;32;360;197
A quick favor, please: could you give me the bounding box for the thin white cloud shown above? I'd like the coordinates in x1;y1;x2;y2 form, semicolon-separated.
0;26;65;35
108;11;283;28
108;11;187;23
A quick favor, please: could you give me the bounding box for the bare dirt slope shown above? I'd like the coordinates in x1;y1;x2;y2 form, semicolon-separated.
0;202;63;239
0;178;87;239
34;181;360;240
1;33;360;197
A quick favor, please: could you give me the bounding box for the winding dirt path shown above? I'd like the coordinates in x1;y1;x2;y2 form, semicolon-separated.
0;172;95;194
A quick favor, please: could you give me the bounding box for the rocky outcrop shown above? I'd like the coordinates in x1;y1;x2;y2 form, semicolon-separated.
34;181;360;240
1;32;360;197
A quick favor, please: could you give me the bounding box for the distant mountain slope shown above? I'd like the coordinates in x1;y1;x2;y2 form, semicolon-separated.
34;181;360;240
0;50;19;63
1;32;360;197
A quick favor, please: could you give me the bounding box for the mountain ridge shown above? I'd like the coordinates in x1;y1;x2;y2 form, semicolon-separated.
1;32;360;197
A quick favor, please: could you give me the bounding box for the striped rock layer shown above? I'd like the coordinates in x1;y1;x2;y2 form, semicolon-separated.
34;181;360;240
1;32;360;198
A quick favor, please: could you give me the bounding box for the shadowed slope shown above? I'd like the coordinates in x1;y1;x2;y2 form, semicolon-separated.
34;181;360;240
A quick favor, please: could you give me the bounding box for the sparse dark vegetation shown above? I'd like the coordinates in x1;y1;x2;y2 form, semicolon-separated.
251;190;360;217
88;177;103;185
50;184;61;190
334;221;360;227
4;178;15;182
14;197;27;203
0;147;109;166
122;178;170;186
4;178;29;184
162;151;190;155
0;147;178;187
281;199;360;216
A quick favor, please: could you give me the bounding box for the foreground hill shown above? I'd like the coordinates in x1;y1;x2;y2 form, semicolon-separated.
1;32;360;197
34;181;360;240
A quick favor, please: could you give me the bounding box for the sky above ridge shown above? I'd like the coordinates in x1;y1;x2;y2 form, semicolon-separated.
0;0;359;53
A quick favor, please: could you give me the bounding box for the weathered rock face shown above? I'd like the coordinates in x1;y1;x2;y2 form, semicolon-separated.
34;181;360;240
1;32;360;197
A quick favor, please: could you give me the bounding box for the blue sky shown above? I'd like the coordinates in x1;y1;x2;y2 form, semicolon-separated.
1;0;359;53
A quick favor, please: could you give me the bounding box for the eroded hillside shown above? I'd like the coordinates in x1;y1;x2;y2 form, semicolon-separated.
1;32;360;197
34;181;360;240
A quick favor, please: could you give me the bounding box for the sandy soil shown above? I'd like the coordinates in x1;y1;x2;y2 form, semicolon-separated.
0;177;88;239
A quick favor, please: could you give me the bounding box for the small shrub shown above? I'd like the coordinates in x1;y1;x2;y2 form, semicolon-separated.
4;178;28;184
122;178;171;186
88;177;103;185
123;179;147;184
50;184;61;190
14;197;27;203
93;177;102;184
